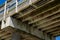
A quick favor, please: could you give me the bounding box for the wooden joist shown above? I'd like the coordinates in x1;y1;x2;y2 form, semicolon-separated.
50;30;60;34
28;1;60;24
52;32;60;37
21;0;54;21
38;17;60;29
0;27;16;40
41;25;60;31
33;12;60;27
43;27;60;33
39;22;60;32
1;34;11;39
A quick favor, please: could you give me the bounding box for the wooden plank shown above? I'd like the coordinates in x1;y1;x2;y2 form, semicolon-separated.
0;31;12;37
5;37;11;40
50;30;60;34
20;0;54;20
1;34;11;39
38;16;60;28
33;12;60;27
52;32;60;36
43;27;60;33
38;22;60;32
28;9;60;25
22;1;52;22
11;0;38;18
28;2;60;24
42;26;60;31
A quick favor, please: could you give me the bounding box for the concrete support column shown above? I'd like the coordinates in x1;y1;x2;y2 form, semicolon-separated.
11;32;21;40
1;16;52;40
51;36;55;40
44;33;51;40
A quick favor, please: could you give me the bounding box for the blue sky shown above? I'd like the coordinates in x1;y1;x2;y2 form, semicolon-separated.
0;0;6;6
56;36;60;40
0;0;60;40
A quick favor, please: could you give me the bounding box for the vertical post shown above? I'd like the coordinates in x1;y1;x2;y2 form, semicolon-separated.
29;0;31;4
1;1;7;29
16;0;18;13
7;6;9;14
11;32;21;40
4;1;7;20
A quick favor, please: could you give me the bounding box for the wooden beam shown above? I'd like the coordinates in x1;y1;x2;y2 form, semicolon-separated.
38;16;60;29
0;27;15;37
16;0;40;18
28;4;60;24
0;30;13;37
21;0;54;21
38;22;60;32
0;30;5;34
32;5;37;8
32;13;60;26
52;32;60;36
5;37;11;40
1;34;11;39
32;12;60;27
43;27;60;33
50;30;60;34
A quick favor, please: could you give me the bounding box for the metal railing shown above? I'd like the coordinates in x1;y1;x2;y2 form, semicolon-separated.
0;0;37;21
0;0;27;14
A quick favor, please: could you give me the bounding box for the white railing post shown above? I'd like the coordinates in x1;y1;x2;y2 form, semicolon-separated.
16;0;18;13
29;0;32;4
7;5;9;14
1;1;7;29
4;1;7;20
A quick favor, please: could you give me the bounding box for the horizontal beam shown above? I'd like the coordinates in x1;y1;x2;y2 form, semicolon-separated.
43;27;60;33
22;0;54;22
0;30;13;37
1;34;11;39
32;11;60;27
28;2;60;24
52;32;60;37
0;30;5;34
38;16;60;29
0;27;15;34
50;30;60;34
41;22;60;33
5;37;11;40
0;27;15;37
16;0;39;18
